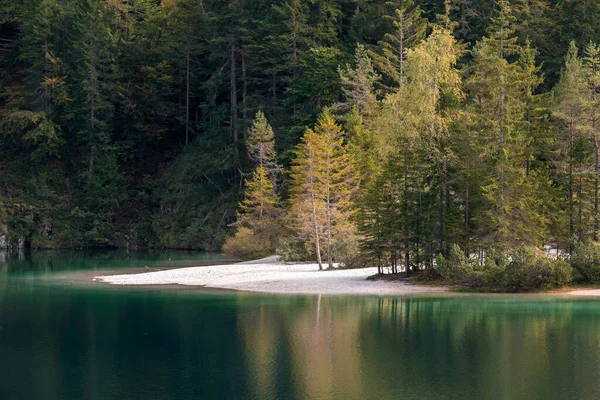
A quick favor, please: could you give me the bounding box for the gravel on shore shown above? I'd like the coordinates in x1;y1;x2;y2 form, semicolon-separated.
94;256;448;296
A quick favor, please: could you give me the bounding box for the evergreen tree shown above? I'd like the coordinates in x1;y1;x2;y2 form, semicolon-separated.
583;42;600;241
554;42;592;250
337;43;379;115
369;1;426;89
465;0;546;249
234;112;281;249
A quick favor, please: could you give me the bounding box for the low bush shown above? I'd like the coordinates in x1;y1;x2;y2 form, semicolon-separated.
571;241;600;282
435;244;478;283
434;245;573;291
505;247;572;291
481;248;509;288
222;227;274;260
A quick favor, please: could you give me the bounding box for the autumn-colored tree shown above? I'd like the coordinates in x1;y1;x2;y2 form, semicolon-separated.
289;110;356;269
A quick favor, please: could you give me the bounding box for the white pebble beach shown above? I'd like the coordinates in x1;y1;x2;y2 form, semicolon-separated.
93;255;448;296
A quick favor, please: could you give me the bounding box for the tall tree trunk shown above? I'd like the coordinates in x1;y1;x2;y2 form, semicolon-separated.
579;174;583;242
312;190;323;271
326;152;333;269
186;48;190;146
88;75;96;182
439;164;445;254
403;149;410;277
569;118;575;253
399;13;404;86
465;146;471;255
230;43;239;166
309;158;323;270
595;133;599;241
498;24;506;228
242;45;248;139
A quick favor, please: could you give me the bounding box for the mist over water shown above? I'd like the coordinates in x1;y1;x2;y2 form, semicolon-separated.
1;252;600;400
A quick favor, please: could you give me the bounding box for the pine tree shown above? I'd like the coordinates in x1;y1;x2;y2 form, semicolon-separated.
554;42;592;250
465;0;546;249
337;43;379;116
369;1;426;89
312;0;342;47
583;42;600;241
235;112;281;250
246;111;278;172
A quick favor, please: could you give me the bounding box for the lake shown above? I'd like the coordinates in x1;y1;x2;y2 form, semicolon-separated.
1;251;600;400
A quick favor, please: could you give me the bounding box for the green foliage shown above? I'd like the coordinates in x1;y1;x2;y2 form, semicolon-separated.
434;245;572;291
571;241;600;282
435;244;475;282
435;245;573;292
2;0;600;273
504;248;573;291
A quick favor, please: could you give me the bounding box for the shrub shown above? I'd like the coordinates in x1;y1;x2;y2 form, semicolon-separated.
505;247;573;291
435;244;475;283
571;241;600;282
277;235;313;262
331;229;360;267
481;248;509;288
222;227;273;260
434;245;572;291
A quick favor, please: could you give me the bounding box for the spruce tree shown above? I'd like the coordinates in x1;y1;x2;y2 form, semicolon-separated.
235;112;281;250
369;1;426;89
554;42;592;250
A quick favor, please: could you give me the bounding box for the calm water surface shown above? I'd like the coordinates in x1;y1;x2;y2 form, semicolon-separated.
1;251;600;400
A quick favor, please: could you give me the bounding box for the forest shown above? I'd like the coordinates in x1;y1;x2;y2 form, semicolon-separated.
2;0;600;288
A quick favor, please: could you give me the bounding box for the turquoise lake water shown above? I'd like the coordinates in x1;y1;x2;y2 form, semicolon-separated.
1;251;600;400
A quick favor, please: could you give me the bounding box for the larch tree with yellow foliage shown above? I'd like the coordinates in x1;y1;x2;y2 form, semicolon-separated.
289;110;357;270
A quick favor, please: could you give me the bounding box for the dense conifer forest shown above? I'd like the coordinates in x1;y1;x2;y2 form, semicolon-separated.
3;0;600;287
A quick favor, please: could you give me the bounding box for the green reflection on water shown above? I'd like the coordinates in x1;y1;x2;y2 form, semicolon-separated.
1;252;600;400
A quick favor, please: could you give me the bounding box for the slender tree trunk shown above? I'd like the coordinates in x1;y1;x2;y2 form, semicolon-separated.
399;14;404;86
569;118;575;253
241;45;248;139
88;76;96;182
595;132;599;241
498;26;505;238
417;174;423;270
291;9;298;82
326;152;333;269
439;164;445;254
186;48;190;146
465;152;471;254
579;174;583;242
403;149;410;277
499;25;506;226
230;43;238;166
309;158;323;270
312;191;323;270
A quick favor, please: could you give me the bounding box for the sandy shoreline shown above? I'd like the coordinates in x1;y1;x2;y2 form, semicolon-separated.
92;255;600;297
94;256;448;296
